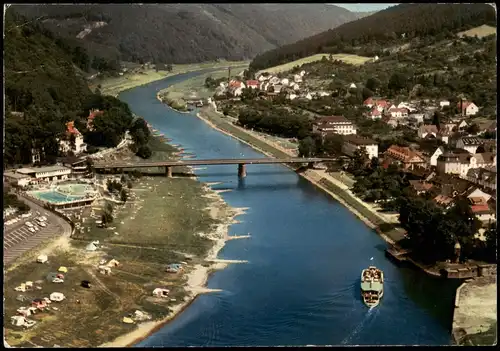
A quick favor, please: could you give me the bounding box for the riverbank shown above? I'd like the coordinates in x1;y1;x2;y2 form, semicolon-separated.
452;275;497;345
93;60;249;97
194;106;407;246
3;133;245;347
157;65;248;113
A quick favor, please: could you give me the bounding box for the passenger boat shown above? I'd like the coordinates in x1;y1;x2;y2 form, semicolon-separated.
360;266;384;308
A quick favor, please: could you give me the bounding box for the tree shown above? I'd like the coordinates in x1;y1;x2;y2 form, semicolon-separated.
466;123;480;135
322;134;343;156
348;148;369;176
120;188;128;202
298;136;316;157
166;64;173;72
484;222;497;262
136;145;152;159
388;73;408;92
432;111;442;130
365;77;380;92
362;87;374;101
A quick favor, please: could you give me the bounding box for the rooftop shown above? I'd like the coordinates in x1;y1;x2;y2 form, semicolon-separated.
460;137;483;146
343;135;377;145
4;171;31;179
16;165;70;174
315;115;351;124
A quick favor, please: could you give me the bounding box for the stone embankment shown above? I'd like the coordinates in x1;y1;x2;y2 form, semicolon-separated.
452;274;497;345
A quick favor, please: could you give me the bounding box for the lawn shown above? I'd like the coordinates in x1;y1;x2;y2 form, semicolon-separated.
257;53;373;75
457;24;496;39
94;60;249;96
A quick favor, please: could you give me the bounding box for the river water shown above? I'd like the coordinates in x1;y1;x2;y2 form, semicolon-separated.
119;71;459;346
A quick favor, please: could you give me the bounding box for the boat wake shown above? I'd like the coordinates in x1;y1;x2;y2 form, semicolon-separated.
340;307;380;345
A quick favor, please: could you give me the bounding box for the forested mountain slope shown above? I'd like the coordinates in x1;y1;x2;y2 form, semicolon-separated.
11;4;359;64
4;10;133;166
250;3;496;71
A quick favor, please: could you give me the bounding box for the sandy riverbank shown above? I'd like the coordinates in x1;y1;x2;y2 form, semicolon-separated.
95;133;250;346
101;196;247;347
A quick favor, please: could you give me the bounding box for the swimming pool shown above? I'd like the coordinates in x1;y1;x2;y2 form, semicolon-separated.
29;182;96;204
30;190;84;204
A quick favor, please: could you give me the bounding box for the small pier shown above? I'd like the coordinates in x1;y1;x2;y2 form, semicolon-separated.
385;246;412;262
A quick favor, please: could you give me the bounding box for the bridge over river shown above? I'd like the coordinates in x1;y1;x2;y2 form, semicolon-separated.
93;157;337;178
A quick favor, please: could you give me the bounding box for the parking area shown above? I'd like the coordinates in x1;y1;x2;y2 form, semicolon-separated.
4;196;72;265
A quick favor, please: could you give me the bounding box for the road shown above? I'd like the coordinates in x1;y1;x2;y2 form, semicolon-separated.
3;195;72;265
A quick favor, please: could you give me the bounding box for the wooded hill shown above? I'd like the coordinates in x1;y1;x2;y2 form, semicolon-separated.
250;4;496;71
4;10;135;167
11;4;360;64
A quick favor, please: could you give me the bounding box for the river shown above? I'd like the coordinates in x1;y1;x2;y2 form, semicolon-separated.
119;71;459;346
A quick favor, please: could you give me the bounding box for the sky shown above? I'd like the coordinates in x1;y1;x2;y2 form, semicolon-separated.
333;3;397;12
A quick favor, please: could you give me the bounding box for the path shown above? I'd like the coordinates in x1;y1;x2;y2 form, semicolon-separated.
84;268;122;302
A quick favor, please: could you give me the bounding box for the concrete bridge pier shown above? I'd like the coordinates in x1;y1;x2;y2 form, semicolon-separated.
165;166;173;178
307;162;314;169
238;163;247;178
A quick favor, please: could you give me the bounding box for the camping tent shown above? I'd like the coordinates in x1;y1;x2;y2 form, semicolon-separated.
85;243;97;251
49;292;65;302
58;266;68;273
37;255;48;263
152;288;170;298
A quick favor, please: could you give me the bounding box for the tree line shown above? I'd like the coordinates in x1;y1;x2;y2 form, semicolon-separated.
250;4;496;71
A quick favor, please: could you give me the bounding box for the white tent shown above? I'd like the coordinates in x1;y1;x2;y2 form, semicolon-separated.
37;254;48;263
152;288;170;298
49;292;65;302
86;242;97;251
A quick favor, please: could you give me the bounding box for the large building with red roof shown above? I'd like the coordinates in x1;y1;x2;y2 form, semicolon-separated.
59;121;87;155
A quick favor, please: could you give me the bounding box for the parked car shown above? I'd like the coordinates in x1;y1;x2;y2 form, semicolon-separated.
28;227;36;233
25;222;34;227
37;222;46;228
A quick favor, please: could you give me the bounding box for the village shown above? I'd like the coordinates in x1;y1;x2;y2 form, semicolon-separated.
199;60;497;278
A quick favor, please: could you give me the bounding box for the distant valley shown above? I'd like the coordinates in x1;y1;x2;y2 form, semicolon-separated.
11;4;362;64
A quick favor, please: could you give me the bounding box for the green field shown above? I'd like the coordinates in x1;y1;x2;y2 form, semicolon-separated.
161;64;249;102
257;53;373;75
94;60;249;96
457;24;496;39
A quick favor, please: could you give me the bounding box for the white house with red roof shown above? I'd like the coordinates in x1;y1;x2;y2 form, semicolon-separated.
246;80;259;90
458;100;479;116
87;109;104;131
363;97;390;112
368;107;382;120
228;80;246;96
59;121;87;155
